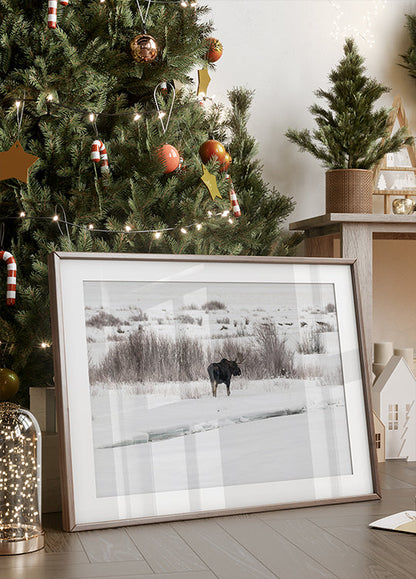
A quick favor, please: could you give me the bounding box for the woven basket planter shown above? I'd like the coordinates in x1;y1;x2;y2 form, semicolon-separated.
325;169;373;213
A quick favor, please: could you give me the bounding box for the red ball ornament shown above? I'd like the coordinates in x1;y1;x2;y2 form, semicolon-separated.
206;37;223;63
157;144;180;173
199;139;227;165
219;152;232;173
0;368;20;401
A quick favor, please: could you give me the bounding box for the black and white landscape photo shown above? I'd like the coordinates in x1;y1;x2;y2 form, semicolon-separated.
83;280;352;499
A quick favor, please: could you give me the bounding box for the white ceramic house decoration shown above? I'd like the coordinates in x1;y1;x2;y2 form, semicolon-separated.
373;356;416;461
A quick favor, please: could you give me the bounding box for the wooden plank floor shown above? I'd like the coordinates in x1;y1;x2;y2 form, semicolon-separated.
1;461;415;579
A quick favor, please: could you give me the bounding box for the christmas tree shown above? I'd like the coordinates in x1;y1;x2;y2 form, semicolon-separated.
286;38;412;169
402;14;416;81
0;0;296;404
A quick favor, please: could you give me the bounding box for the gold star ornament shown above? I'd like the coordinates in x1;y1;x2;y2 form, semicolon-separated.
201;164;221;200
0;140;39;183
197;67;211;97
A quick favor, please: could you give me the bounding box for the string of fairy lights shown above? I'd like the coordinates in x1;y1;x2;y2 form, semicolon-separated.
0;404;42;542
4;206;236;237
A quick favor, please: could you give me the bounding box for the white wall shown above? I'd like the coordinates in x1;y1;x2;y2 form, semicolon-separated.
206;1;416;351
207;0;416;223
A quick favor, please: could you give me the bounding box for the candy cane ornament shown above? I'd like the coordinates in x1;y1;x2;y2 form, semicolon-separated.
48;0;68;30
0;251;16;306
91;140;110;177
226;175;241;217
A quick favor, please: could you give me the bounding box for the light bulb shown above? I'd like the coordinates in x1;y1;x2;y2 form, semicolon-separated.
196;223;202;230
154;231;161;239
89;113;95;123
134;113;141;121
53;215;59;221
180;228;187;234
125;226;132;232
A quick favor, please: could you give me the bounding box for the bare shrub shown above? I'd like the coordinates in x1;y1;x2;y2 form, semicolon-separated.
86;311;122;328
325;303;336;313
315;321;335;333
176;314;197;325
216;317;230;325
181;303;200;310
129;308;148;322
202;300;226;310
297;362;343;386
89;327;208;384
254;322;295;377
297;331;326;354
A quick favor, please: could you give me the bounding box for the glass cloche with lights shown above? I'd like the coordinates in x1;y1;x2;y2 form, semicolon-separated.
0;368;44;555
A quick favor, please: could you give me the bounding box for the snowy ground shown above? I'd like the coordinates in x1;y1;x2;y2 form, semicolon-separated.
91;380;351;497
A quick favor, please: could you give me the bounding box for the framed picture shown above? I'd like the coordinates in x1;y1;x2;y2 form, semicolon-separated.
48;253;380;531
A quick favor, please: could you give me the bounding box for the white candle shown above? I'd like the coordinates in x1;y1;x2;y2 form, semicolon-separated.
374;342;393;365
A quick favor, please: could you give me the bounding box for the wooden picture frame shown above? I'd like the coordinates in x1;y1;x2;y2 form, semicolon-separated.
48;253;380;531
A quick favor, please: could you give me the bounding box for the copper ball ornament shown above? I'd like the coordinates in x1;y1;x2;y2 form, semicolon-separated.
199;139;227;165
130;34;158;63
219;152;232;173
0;368;20;401
392;198;415;215
157;144;180;173
206;37;223;63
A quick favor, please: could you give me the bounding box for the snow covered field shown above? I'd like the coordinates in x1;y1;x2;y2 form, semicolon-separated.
83;280;351;498
90;379;351;497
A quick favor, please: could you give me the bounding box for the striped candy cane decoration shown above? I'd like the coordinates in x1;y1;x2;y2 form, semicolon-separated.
91;139;110;176
48;0;68;30
226;175;241;217
0;251;16;306
48;0;58;28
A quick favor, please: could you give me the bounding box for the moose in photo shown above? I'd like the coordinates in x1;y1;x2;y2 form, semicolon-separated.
207;356;243;397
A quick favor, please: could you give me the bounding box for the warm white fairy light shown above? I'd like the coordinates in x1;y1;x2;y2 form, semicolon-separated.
46;94;53;102
228;218;233;224
125;225;132;232
88;224;94;230
158;111;166;119
15;101;21;109
207;211;213;217
221;210;230;217
134;113;142;121
19;211;26;218
329;0;387;47
0;404;42;545
180;227;187;234
89;113;95;123
180;1;187;6
52;215;59;221
40;342;49;349
154;231;162;239
196;223;202;230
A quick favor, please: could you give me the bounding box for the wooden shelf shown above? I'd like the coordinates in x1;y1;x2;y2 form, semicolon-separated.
374;189;416;195
379;167;416;172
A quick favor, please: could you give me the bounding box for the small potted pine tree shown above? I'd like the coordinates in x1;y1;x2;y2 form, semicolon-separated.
286;38;413;213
